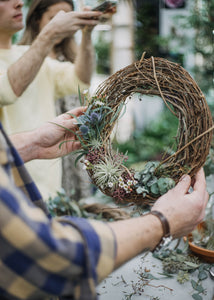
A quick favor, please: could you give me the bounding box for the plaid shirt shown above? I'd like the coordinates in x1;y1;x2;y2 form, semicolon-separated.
0;122;116;300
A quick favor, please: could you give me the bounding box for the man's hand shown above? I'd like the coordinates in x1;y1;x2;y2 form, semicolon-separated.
11;107;86;162
109;168;209;269
152;168;209;238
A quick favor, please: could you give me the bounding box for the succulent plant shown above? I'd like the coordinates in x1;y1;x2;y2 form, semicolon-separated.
93;156;124;188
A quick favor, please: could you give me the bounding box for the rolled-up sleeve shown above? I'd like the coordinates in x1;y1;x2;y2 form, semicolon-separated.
0;167;116;300
0;72;17;106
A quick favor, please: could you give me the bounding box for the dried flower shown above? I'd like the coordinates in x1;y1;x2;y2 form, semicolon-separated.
95;100;104;106
79;125;89;135
83;89;88;95
90;112;102;124
86;148;105;164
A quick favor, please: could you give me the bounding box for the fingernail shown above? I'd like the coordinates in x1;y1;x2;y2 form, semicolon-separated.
180;175;188;181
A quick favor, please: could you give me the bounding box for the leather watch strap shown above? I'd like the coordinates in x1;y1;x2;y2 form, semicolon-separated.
149;210;172;252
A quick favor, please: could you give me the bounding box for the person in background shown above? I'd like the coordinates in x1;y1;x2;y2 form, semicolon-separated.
20;0;95;201
20;0;78;62
0;0;102;199
19;0;116;201
0;105;209;300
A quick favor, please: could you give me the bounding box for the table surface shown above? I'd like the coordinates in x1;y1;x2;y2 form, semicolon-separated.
97;241;214;300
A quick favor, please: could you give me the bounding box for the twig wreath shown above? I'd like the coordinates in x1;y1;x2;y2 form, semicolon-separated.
67;54;213;205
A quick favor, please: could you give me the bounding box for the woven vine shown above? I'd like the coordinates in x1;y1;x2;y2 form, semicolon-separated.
80;55;213;205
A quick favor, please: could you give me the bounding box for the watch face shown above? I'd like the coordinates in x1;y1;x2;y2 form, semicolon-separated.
163;0;186;8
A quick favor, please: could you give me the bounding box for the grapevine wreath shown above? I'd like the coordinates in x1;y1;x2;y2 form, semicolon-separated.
70;54;213;205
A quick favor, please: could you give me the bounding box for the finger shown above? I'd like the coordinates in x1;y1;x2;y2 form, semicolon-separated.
80;19;100;26
172;174;191;194
192;168;206;193
82;6;91;12
203;190;209;209
201;189;209;211
72;141;81;151
196;190;209;223
66;106;87;117
72;11;102;19
190;169;207;203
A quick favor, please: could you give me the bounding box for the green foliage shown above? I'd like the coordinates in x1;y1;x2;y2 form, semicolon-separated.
47;189;88;217
134;161;175;197
113;108;178;165
47;189;113;221
23;0;32;6
94;34;111;74
186;1;213;93
92;154;125;188
203;148;214;176
154;247;214;300
59;93;124;165
177;270;189;284
191;218;214;251
135;1;160;59
159;0;214;94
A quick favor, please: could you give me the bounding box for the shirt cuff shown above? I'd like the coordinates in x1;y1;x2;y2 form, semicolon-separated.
88;219;117;283
57;216;117;284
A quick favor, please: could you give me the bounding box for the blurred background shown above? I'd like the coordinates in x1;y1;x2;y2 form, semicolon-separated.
19;0;214;198
19;0;214;163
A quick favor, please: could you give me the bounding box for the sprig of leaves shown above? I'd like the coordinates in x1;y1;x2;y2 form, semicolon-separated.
153;246;214;300
134;161;175;197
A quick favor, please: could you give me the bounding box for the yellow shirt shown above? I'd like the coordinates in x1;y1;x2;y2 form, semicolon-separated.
0;45;89;200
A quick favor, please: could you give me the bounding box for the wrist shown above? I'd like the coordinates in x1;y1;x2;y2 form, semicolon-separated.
149;210;173;252
10;130;38;163
143;213;164;250
36;28;55;54
82;27;93;37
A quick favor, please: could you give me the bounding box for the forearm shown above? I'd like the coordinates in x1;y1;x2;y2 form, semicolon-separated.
7;30;54;97
75;29;94;84
109;214;163;269
10;130;38;163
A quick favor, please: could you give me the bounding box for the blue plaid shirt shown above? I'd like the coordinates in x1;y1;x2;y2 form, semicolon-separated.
0;122;116;300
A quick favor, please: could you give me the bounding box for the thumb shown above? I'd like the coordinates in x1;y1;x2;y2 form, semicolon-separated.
172;174;191;194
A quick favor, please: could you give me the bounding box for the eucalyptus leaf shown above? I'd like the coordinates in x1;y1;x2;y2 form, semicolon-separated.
191;279;198;290
136;187;145;194
157;272;174;278
147;176;158;186
142;173;152;184
192;294;203;300
143;273;159;280
191;280;204;293
134;172;141;180
150;183;159;195
184;261;199;269
198;270;208;281
196;284;204;293
69;202;82;217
